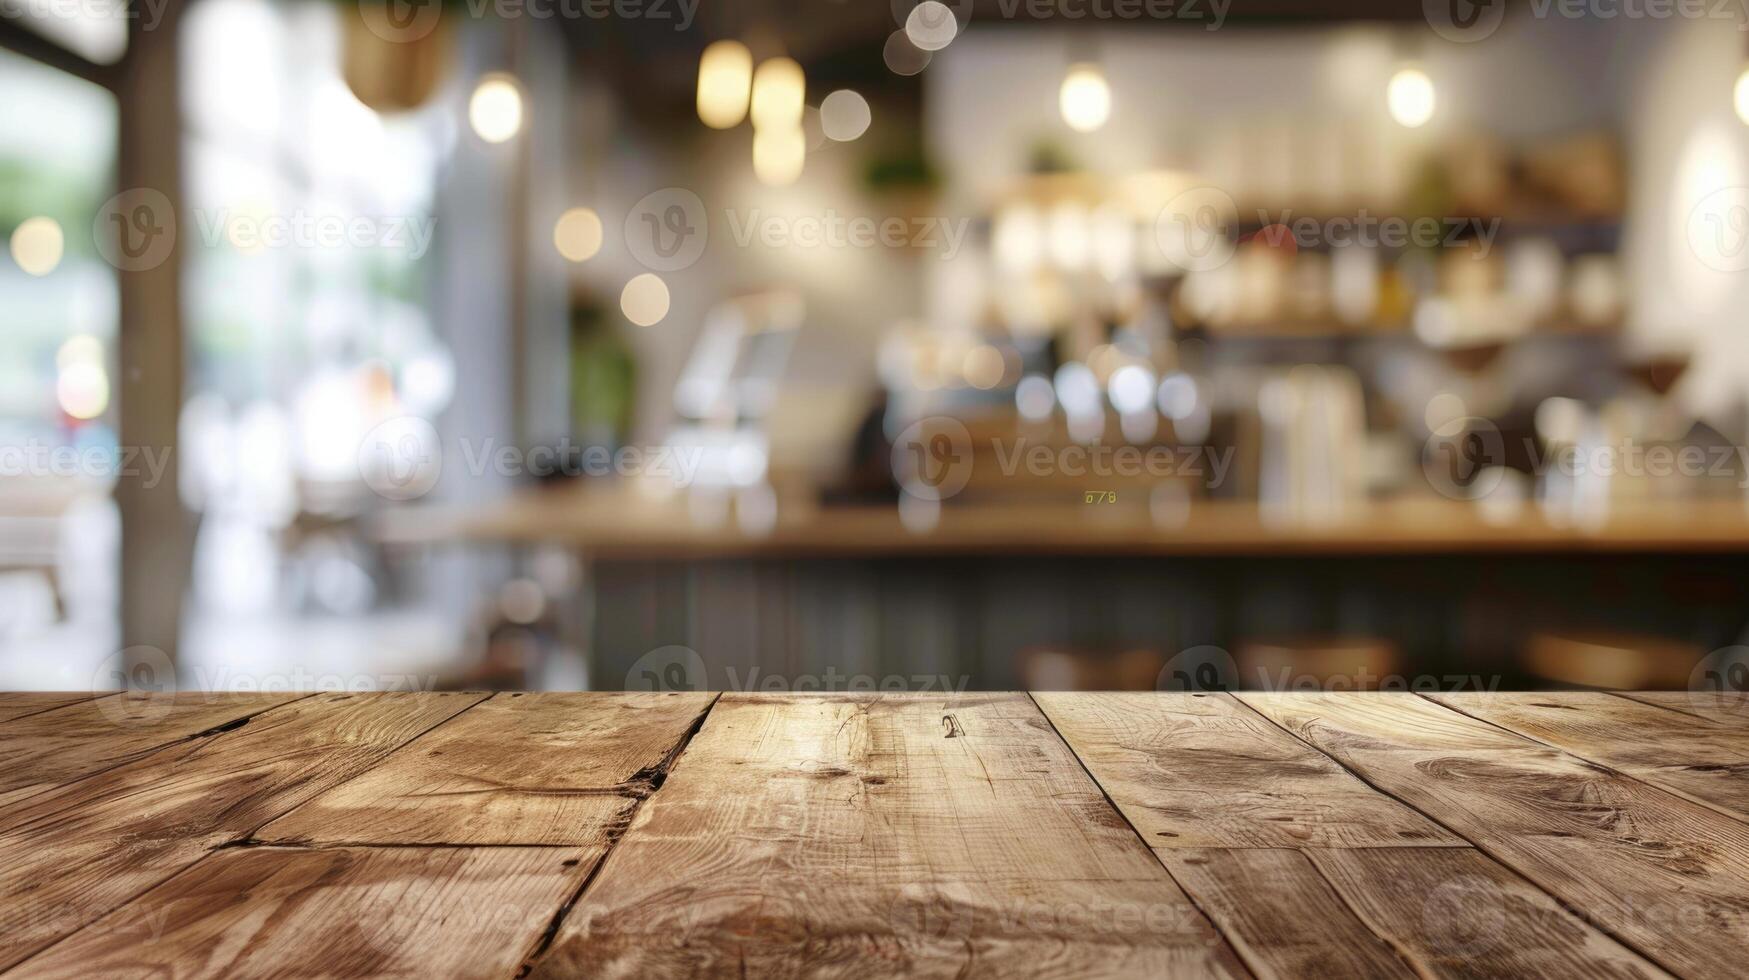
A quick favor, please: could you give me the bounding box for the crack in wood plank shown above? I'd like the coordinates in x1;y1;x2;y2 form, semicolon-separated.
514;692;720;976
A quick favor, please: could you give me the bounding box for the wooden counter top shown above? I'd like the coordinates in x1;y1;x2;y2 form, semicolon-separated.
1;690;1745;976
371;486;1749;557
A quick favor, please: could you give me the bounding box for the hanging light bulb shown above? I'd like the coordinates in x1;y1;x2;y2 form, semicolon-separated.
468;73;523;143
1735;65;1749;125
753;125;806;186
750;57;805;131
1059;63;1111;133
1387;67;1435;128
697;40;752;129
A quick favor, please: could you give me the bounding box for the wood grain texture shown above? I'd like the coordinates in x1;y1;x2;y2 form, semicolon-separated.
258;692;715;845
1241;692;1749;979
1034;692;1459;848
0;692;108;724
1;691;1745;979
1308;847;1671;979
0;692;482;970
529;693;1248;979
1158;848;1413;978
1431;691;1749;822
0;692;303;810
11;845;593;979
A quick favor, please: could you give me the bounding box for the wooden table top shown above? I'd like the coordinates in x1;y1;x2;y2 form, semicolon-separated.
2;690;1746;977
372;488;1749;557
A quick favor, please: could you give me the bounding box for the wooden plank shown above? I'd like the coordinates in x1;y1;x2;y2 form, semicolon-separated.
1034;695;1664;978
1309;847;1671;979
1431;691;1749;822
1158;849;1414;977
528;693;1248;978
1034;692;1459;848
258;692;716;845
0;693;303;810
1241;693;1749;979
1619;691;1749;725
10;845;591;979
0;692;107;724
0;691;483;971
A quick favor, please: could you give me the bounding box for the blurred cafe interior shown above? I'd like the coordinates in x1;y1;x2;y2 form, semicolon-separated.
6;0;1749;695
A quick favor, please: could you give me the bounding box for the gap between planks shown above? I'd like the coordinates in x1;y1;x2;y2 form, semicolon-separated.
1028;693;1449;979
0;692;720;979
1229;693;1690;980
1608;690;1721;723
0;691;496;975
1412;690;1749;829
514;692;722;976
1023;692;1268;980
0;693;327;820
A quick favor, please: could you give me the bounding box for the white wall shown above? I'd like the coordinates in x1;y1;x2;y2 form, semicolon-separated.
1623;17;1749;424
